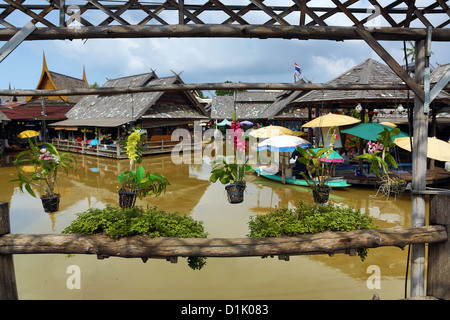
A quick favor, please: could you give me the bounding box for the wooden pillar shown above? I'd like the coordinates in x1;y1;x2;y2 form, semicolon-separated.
427;192;450;299
410;39;428;298
0;202;18;300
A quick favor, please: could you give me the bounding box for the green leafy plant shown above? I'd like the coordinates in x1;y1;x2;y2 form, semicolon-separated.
248;201;377;261
209;158;251;185
63;205;208;270
354;127;406;198
10;138;77;198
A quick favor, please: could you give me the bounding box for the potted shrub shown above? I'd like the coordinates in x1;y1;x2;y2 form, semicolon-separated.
354;127;406;198
117;129;169;208
10;138;77;212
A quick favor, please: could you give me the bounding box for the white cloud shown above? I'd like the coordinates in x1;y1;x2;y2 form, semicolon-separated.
311;55;357;81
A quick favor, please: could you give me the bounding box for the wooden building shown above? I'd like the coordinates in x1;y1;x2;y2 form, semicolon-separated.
50;72;208;158
1;53;88;149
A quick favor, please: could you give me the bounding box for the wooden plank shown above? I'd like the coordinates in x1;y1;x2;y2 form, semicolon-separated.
427;194;450;300
430;67;450;103
0;20;36;63
3;0;56;28
0;226;446;258
88;0;130;25
210;0;248;25
0;202;18;300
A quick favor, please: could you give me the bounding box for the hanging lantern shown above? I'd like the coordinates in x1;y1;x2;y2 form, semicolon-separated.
396;104;404;113
355;103;362;113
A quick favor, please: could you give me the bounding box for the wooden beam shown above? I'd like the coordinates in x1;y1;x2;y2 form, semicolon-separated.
0;226;446;258
88;0;130;25
2;82;449;97
0;20;36;63
430;67;450;103
0;202;18;300
249;0;290;26
0;24;449;42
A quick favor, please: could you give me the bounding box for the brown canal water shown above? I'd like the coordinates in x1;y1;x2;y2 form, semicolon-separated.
0;152;430;300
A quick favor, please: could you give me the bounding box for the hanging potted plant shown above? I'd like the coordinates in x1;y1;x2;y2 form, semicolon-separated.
209;119;251;204
117;129;169;208
354;127;406;198
10;138;77;212
296;127;338;204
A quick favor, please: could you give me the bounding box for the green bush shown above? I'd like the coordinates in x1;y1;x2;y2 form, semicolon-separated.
248;201;377;261
63;205;208;269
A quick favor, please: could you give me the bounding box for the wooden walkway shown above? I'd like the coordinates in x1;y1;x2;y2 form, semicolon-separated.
336;166;450;187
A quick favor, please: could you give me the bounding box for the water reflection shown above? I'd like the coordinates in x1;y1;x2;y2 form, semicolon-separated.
0;152;424;299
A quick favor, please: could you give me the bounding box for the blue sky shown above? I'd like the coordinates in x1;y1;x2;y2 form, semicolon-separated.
1;1;449;96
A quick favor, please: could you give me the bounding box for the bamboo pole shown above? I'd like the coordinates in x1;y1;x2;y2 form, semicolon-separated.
0;226;446;258
1;82;449;97
0;25;449;42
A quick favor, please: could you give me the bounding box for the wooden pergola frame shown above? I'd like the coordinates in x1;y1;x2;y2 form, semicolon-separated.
1;0;450;299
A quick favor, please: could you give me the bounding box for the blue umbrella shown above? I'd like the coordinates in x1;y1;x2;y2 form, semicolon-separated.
240;120;254;126
216;119;232;126
89;139;99;146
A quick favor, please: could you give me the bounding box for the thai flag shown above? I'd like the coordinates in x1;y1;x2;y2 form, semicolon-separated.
294;63;302;80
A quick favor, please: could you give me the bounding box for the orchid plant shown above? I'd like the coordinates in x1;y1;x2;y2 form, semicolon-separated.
117;129;169;200
354;127;405;198
209;118;251;185
10;138;77;198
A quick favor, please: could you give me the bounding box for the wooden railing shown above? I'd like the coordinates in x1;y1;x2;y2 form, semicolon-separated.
1;192;449;300
51;138;185;158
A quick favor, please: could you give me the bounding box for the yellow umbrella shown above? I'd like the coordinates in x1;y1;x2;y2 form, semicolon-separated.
249;125;294;138
292;131;308;137
18;130;40;138
394;137;450;162
302;113;360;128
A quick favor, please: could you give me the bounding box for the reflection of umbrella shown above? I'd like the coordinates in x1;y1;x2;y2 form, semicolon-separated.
89;139;99;146
310;148;344;163
379;121;397;128
249;125;294;138
257;135;311;152
394;137;450;162
342;123;408;141
18;130;39;138
302;113;360;128
216;119;232;126
240;120;253;126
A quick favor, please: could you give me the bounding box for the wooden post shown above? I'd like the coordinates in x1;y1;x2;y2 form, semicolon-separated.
410;39;428;298
0;202;18;300
427;192;450;299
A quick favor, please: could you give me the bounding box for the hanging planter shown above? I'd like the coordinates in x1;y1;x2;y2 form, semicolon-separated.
40;193;61;213
312;186;331;204
118;188;138;209
225;182;246;204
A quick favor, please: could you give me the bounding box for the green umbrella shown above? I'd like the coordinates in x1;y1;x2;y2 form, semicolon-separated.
342;123;408;141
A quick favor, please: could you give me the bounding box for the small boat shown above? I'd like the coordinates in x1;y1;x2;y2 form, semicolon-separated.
253;167;351;188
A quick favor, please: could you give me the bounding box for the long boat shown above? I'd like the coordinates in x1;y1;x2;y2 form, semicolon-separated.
252;167;351;188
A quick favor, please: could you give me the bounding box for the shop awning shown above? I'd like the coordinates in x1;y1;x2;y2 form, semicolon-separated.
49;118;133;128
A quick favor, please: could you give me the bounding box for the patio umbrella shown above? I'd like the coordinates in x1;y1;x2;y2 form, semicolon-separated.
302;113;360;128
379;121;397;128
342;123;408;142
309;148;344;163
249;125;294;138
18;130;40;138
394;137;450;162
240;120;253;126
89;139;99;146
257;135;311;152
216;119;232;126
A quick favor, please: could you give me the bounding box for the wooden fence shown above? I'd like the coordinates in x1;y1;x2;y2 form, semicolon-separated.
1;193;449;300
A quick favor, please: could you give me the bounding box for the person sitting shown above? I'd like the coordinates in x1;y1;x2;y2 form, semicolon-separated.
291;149;307;178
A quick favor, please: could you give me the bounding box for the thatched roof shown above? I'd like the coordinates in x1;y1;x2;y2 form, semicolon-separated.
47;71;89;104
293;58;450;105
430;63;450;84
210;91;280;120
58;72;207;127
